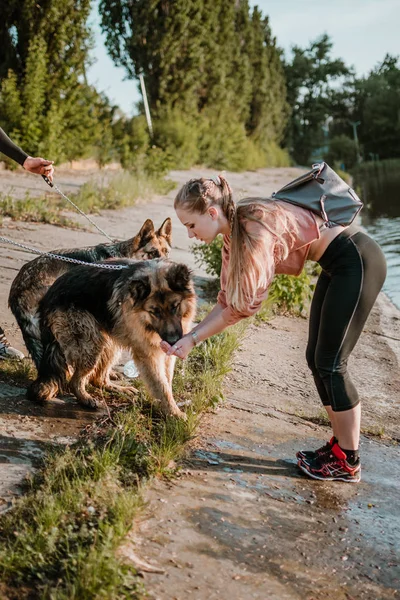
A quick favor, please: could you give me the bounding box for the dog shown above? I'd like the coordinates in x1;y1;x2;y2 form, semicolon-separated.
9;218;172;367
27;258;196;419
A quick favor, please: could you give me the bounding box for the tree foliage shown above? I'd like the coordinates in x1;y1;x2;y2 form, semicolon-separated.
284;34;352;165
99;0;290;169
1;3;398;170
353;55;400;160
285;36;400;165
0;0;116;163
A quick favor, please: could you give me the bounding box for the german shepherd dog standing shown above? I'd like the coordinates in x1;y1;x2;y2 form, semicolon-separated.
27;259;196;419
9;218;172;367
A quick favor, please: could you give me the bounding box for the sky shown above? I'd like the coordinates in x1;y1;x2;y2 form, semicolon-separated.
87;0;400;117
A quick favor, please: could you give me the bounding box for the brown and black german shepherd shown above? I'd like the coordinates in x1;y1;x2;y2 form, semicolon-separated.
27;259;196;419
9;218;172;368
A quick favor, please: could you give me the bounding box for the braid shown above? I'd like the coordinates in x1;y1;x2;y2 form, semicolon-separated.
218;175;235;235
174;175;235;230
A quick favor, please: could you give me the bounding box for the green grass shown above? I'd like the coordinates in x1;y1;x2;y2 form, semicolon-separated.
0;192;79;229
0;171;175;229
0;357;37;386
296;409;331;427
70;171;175;215
361;425;385;439
0;315;244;599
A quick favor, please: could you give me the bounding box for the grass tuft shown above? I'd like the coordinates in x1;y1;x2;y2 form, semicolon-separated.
0;171;175;229
0;191;79;229
0;358;37;386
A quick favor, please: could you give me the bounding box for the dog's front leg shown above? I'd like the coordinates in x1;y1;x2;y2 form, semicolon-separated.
134;351;185;419
165;354;176;387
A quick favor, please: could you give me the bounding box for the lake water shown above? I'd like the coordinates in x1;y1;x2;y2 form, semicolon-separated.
353;164;400;310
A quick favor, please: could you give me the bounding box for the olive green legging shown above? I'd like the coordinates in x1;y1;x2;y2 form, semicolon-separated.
306;227;387;412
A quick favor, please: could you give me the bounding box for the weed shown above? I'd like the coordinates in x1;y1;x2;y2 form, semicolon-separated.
297;410;331;427
0;191;79;228
191;236;223;278
0;171;175;230
361;425;385;438
0;357;37;386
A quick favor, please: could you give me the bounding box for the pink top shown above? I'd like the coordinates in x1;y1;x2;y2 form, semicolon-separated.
217;201;320;325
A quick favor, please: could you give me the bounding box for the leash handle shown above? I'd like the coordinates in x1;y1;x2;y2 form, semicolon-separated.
42;174;54;188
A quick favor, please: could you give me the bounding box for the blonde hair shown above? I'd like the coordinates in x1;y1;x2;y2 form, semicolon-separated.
174;177;298;313
228;198;298;311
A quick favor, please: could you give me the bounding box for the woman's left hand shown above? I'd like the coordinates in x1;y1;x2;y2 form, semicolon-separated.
160;334;194;360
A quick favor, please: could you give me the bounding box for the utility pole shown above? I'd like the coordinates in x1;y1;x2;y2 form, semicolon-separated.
139;73;153;139
349;120;361;163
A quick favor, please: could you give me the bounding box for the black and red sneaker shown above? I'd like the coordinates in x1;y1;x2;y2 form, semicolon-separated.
296;436;336;463
297;443;361;483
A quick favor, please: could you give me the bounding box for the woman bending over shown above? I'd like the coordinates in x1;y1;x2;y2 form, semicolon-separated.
161;175;386;483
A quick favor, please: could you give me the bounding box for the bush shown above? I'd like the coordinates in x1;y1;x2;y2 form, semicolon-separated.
269;269;314;315
198;107;260;171
191;236;223;277
153;108;200;169
325;135;359;171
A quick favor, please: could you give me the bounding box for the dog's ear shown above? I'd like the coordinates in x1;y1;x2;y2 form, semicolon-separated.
138;219;155;240
129;276;151;304
166;263;192;292
157;217;172;243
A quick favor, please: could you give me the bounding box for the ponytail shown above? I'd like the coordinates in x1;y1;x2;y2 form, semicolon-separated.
226;198;298;312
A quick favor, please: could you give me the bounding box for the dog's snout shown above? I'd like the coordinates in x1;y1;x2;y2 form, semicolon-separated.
163;334;180;346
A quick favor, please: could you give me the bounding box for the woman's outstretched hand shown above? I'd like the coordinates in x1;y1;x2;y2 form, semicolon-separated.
160;334;195;360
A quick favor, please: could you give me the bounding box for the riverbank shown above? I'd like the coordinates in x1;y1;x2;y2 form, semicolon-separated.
0;166;399;599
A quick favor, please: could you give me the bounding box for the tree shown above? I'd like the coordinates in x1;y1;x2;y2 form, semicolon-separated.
246;7;288;151
0;0;115;162
354;55;400;160
99;0;290;169
325;134;358;170
284;34;352;165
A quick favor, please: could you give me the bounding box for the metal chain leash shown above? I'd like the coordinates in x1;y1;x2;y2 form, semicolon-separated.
42;175;115;242
0;235;128;270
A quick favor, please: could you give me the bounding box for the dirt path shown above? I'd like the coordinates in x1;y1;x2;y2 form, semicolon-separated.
0;166;399;598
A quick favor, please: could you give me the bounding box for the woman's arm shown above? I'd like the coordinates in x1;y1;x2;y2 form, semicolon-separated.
0;127;54;181
0;127;28;165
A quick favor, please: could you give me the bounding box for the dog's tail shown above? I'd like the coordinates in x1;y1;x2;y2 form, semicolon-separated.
27;331;68;403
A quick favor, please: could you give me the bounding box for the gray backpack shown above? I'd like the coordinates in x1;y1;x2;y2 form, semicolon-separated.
272;162;363;227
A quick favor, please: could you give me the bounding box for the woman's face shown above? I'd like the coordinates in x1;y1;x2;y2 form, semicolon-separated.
176;206;221;244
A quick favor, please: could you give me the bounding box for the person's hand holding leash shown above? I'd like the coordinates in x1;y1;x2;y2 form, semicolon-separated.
23;157;54;181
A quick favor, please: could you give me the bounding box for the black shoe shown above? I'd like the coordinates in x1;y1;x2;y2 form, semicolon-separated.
296;436;336;463
298;443;361;483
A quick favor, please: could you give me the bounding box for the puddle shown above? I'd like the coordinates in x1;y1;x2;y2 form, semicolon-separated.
0;436;45;466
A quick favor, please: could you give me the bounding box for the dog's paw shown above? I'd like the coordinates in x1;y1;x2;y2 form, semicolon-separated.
109;370;124;381
79;397;98;410
165;405;187;420
104;384;138;396
118;385;139;395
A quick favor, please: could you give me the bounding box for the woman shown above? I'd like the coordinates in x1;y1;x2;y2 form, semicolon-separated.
0;127;54;360
161;175;387;483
